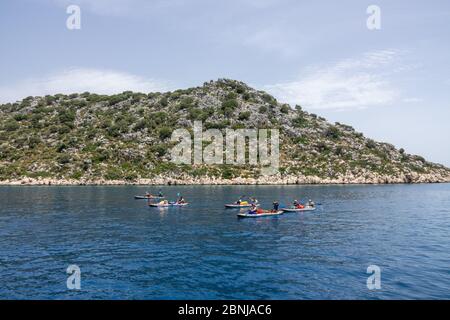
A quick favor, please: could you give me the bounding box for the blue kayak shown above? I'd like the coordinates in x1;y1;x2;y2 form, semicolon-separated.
237;210;283;218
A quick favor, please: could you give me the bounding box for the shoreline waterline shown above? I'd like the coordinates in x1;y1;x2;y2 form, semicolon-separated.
1;175;449;186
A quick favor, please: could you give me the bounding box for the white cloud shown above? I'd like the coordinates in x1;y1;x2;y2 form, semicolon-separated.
265;50;404;110
0;68;170;103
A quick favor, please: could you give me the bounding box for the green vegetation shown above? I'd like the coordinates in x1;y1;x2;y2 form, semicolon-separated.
158;127;172;140
280;104;290;114
238;111;251;121
178;97;195;110
221;98;238;116
292;115;307;128
324;126;341;139
4;120;19;131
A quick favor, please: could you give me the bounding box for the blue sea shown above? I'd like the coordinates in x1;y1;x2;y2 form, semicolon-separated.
0;184;449;299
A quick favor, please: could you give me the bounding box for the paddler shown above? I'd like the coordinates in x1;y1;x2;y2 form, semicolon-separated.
293;199;304;209
272;201;279;212
249;203;257;214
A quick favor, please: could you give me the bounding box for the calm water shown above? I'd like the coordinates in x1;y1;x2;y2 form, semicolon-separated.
0;184;449;299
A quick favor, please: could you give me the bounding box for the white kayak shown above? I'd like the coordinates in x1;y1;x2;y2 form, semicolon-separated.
282;206;316;212
149;202;189;207
237;210;283;218
225;203;259;208
135;195;164;199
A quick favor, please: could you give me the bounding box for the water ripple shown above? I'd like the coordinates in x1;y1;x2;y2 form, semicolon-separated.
0;184;449;299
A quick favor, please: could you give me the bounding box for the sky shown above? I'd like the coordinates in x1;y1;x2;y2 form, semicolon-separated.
0;0;449;166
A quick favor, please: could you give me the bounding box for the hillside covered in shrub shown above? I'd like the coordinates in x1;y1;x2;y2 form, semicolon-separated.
0;79;449;185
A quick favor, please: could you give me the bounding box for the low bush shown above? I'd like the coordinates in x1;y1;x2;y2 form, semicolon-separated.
158;127;172;141
238;111;251;121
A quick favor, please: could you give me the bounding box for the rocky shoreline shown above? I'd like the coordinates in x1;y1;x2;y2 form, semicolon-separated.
2;172;449;186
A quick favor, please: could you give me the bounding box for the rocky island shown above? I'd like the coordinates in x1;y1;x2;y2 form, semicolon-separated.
1;79;449;185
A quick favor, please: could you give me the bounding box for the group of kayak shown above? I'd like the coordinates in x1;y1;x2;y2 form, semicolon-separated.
135;192;318;217
225;197;317;218
135;191;188;207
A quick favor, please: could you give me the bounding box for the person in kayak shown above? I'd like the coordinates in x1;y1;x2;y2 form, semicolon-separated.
252;198;259;206
293;200;304;209
236;198;242;205
272;201;279;212
307;199;315;207
177;196;185;204
249;203;258;214
158;190;164;197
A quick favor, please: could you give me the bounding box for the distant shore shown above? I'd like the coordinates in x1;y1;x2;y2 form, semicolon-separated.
1;172;449;186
